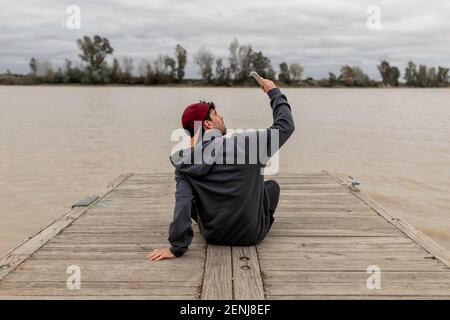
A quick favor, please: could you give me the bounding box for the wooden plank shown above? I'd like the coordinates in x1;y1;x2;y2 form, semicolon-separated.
273;207;368;213
258;237;426;252
265;282;450;297
0;172;208;299
263;271;450;283
0;295;198;300
232;246;265;300
0;281;201;297
40;243;190;252
275;203;369;210
259;236;413;245
28;251;205;260
267;228;402;237
2;172;450;300
267;295;450;300
5;269;202;282
277;196;362;203
11;264;204;276
0;173;133;282
201;245;233;300
257;173;450;298
274;211;375;217
259;244;424;253
259;259;447;272
272;218;394;228
47;235;205;244
328;172;450;269
258;251;433;260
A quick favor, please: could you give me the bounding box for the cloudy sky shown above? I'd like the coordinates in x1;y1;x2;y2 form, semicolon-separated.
1;0;449;79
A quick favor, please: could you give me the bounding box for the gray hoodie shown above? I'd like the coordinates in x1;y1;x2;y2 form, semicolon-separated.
168;88;295;257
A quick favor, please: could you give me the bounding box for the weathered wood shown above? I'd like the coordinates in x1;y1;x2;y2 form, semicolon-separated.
263;271;450;283
259;259;447;272
329;172;450;269
258;251;434;260
260;236;414;245
268;228;401;237
1;172;450;300
0;173;133;282
0;281;201;297
267;295;450;300
5;269;201;282
256;172;450;299
201;245;265;300
29;251;205;260
232;246;265;300
201;245;233;300
265;282;450;297
47;235;205;244
0;295;198;300
0;173;206;299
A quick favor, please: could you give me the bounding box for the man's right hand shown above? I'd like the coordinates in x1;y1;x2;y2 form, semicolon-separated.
146;247;176;261
260;78;277;93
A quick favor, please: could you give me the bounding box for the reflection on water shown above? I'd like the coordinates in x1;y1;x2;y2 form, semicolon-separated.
1;86;449;255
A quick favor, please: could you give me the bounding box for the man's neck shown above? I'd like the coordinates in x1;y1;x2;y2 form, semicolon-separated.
190;128;223;147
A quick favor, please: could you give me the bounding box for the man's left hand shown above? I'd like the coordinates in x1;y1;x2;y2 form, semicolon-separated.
146;248;176;261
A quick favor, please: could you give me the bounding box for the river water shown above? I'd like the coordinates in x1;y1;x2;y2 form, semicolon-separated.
1;86;449;255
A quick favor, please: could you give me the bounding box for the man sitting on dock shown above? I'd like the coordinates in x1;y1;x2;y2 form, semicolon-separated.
147;78;295;261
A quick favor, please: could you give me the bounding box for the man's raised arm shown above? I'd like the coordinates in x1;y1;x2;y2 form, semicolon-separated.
225;78;295;166
263;79;295;150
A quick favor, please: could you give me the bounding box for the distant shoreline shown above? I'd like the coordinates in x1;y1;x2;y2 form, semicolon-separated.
1;83;449;89
3;36;448;89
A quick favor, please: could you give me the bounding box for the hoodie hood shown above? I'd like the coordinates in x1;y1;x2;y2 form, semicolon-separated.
170;129;223;177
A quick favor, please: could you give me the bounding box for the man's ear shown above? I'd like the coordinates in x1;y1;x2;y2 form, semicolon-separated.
203;120;213;130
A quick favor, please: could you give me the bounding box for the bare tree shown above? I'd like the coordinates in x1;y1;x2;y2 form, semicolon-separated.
175;44;187;81
35;59;53;77
110;58;121;82
138;59;153;84
428;67;437;87
228;39;239;80
215;58;230;85
164;56;177;80
289;63;304;81
194;47;215;83
237;44;252;81
122;57;134;76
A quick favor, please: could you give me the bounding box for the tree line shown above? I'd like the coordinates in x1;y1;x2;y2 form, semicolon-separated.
0;35;448;88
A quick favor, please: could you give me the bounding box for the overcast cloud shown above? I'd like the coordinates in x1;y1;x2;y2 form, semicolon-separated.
1;0;449;79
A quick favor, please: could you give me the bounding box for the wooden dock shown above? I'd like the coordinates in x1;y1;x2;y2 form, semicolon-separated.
1;172;450;299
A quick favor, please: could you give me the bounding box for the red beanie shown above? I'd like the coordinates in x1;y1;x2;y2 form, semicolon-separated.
181;102;211;131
